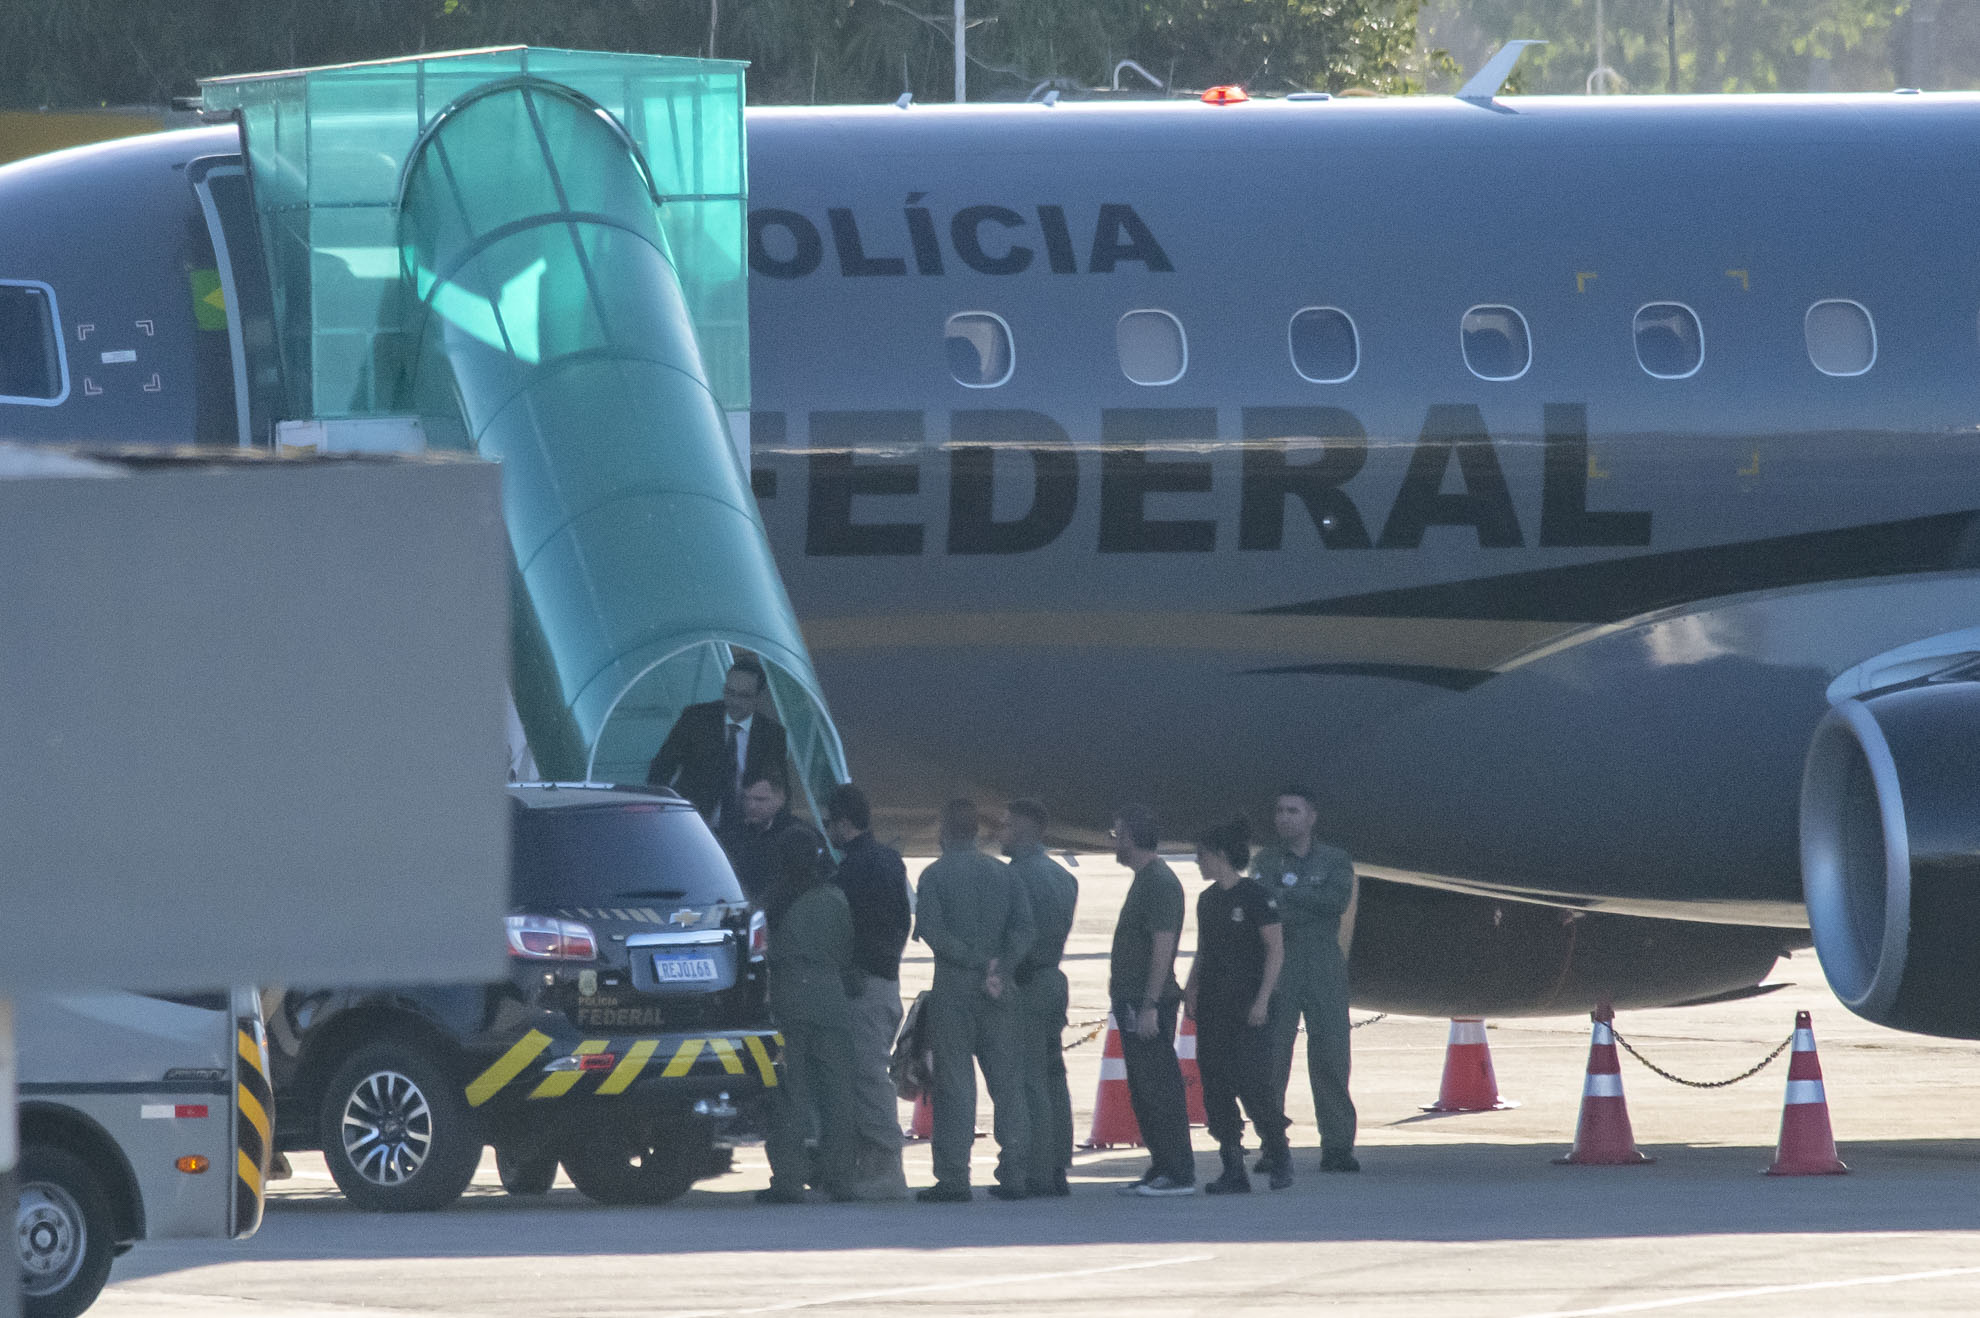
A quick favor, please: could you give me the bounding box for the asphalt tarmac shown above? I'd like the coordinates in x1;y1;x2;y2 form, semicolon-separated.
93;857;1980;1316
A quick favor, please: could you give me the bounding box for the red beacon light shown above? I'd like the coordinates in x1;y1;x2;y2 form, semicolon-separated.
1201;85;1249;105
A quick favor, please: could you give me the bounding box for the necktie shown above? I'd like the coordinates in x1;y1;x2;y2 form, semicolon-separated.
720;722;742;821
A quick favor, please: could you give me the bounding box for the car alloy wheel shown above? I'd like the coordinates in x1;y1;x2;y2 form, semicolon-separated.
341;1069;434;1187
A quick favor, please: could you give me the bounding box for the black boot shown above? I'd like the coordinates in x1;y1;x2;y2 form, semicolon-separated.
1204;1145;1251;1195
1261;1145;1294;1191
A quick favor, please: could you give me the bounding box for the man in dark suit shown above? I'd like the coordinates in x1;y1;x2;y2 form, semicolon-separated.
646;659;789;825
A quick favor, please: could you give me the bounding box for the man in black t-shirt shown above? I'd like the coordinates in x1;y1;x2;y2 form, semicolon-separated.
826;783;913;1200
1184;817;1291;1193
716;773;821;903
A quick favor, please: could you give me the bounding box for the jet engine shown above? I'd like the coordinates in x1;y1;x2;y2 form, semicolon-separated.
1800;661;1980;1038
1349;880;1794;1018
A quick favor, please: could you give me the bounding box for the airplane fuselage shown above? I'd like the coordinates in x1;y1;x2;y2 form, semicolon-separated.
742;94;1980;926
5;91;1978;950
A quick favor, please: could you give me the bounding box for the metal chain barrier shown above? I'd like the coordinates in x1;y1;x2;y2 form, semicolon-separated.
1611;1026;1794;1089
1059;1011;1386;1051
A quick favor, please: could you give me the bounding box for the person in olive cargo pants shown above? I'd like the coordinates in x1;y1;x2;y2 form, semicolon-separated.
1001;798;1079;1198
1252;785;1359;1173
759;829;860;1203
914;798;1035;1202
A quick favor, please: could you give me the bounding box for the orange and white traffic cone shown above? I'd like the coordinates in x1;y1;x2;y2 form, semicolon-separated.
903;1090;933;1140
1554;1003;1653;1165
1079;1013;1142;1149
1422;1018;1520;1112
1766;1010;1847;1176
1177;1012;1209;1126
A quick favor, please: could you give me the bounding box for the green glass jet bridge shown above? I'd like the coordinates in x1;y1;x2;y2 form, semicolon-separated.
200;48;846;819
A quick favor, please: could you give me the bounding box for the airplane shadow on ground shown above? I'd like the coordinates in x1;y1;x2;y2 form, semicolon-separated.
109;1138;1980;1282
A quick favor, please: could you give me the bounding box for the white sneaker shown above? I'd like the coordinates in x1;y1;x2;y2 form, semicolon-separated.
1131;1174;1196;1197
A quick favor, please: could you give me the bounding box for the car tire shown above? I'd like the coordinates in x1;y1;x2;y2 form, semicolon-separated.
495;1145;558;1196
319;1040;484;1212
561;1115;705;1206
19;1143;118;1318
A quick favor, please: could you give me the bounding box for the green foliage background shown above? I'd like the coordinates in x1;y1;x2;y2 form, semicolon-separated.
1419;0;1978;94
2;0;1977;109
0;0;1425;108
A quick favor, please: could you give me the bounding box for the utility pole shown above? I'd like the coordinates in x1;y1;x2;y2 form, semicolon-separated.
954;0;966;102
1668;0;1678;93
1587;0;1621;93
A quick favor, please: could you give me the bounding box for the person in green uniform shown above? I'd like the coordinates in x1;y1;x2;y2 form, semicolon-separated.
1109;803;1195;1196
1000;797;1079;1198
1252;784;1359;1172
914;797;1036;1203
758;828;861;1203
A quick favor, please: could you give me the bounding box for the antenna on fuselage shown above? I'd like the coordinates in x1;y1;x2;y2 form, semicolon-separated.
1457;40;1546;105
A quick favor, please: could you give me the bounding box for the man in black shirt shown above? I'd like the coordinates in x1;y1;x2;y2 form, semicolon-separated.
718;773;821;904
1184;816;1291;1194
825;783;913;1200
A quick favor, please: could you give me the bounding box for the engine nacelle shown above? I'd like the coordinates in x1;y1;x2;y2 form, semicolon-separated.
1349;880;1792;1018
1801;672;1980;1038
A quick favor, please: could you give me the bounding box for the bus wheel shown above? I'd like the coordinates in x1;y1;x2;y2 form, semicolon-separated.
319;1040;483;1212
19;1143;116;1318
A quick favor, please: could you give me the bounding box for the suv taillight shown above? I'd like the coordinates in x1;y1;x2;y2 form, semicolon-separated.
748;908;768;961
505;914;598;961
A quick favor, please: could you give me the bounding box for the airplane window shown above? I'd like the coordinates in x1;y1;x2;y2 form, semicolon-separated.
1633;303;1703;379
1461;305;1530;381
945;312;1014;387
1805;300;1875;377
1289;307;1358;383
1117;309;1186;386
0;282;64;403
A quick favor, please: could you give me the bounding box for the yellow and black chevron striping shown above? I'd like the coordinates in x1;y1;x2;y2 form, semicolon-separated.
464;1030;783;1107
234;1017;274;1238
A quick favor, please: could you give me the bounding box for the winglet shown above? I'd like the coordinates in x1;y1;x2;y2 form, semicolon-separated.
1457;40;1545;104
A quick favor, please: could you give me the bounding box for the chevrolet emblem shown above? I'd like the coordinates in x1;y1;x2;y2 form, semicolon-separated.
668;909;698;927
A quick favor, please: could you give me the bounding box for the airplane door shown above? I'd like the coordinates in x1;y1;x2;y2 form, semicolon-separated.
190;156;282;446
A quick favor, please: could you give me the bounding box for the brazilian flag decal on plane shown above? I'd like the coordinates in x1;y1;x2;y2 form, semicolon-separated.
190;268;227;332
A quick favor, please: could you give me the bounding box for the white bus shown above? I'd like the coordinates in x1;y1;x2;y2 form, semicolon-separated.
16;988;270;1317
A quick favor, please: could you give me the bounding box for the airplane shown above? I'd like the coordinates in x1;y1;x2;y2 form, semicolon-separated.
2;50;1975;1035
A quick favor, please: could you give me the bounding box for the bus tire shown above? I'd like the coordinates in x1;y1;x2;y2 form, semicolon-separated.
19;1143;117;1318
319;1040;483;1212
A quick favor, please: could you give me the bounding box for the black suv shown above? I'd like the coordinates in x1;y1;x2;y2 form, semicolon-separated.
269;783;779;1211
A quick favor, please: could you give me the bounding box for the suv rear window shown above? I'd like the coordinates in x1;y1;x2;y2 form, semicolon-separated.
511;802;743;909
